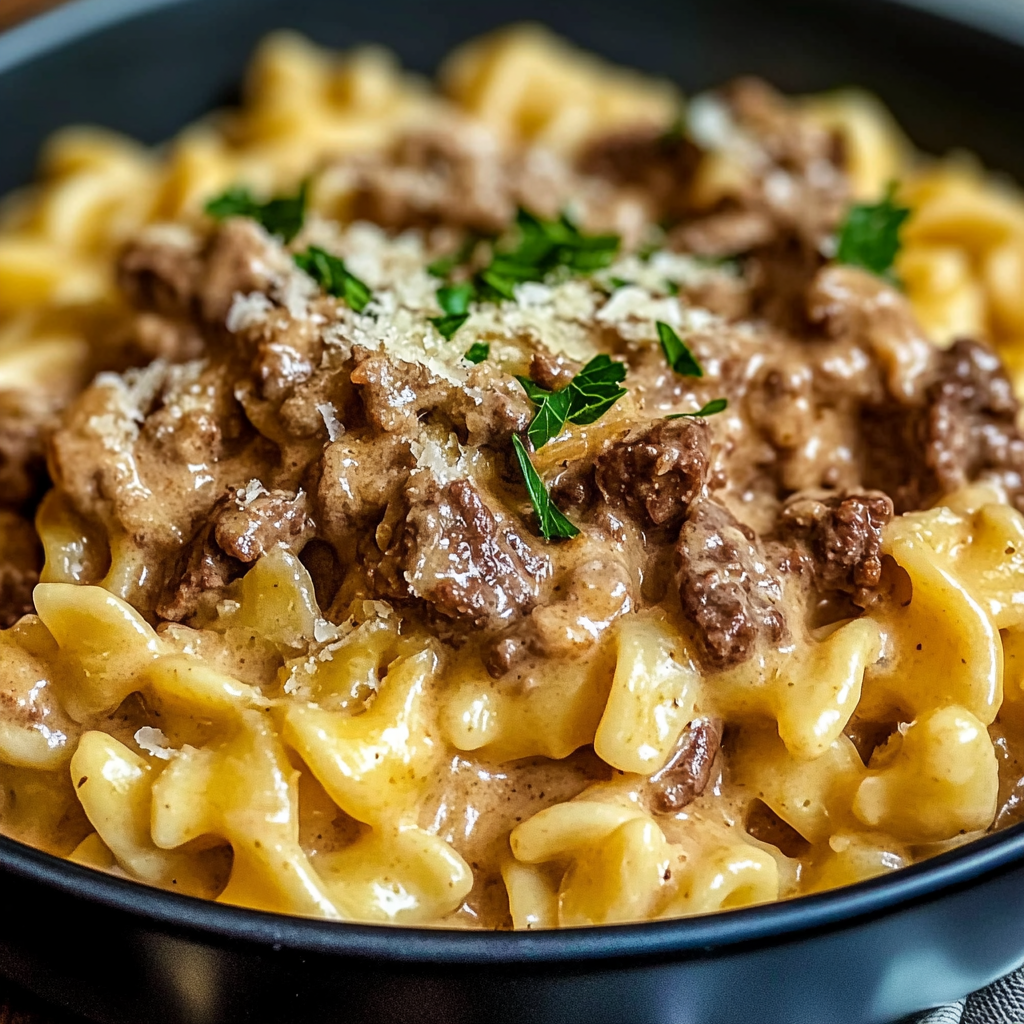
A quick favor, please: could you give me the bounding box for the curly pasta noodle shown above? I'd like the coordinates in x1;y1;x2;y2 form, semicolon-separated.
1;25;1024;930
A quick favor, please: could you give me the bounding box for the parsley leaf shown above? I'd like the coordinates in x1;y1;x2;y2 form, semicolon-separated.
516;353;627;448
476;209;620;301
515;376;553;406
512;434;579;540
205;186;254;220
205;182;308;242
525;387;574;449
564;354;628;424
426;209;621;319
657;321;703;377
430;283;475;339
835;182;910;281
294;246;372;312
666;397;728;419
436;283;475;316
464;342;489;364
431;314;470;340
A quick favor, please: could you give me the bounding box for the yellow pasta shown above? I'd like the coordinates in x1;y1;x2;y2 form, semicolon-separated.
2;24;1024;934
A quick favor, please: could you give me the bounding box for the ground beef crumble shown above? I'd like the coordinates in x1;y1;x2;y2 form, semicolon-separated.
16;75;1024;676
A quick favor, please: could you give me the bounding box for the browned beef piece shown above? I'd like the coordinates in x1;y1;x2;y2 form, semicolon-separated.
214;489;314;563
118;231;202;321
199;220;279;323
350;131;515;234
369;478;549;631
0;511;41;628
862;339;1024;513
156;527;240;622
454;365;533;447
350;350;453;435
595;420;709;529
350;349;531;446
726;77;845;174
673;80;848;329
0;390;53;510
118;220;275;328
926;339;1024;504
674;209;776;260
549;458;599;510
316;432;415;552
774;491;893;605
645;717;723;813
128;313;206;365
676;500;787;667
746;234;831;333
577;127;701;222
157;487;313;621
528;351;578;392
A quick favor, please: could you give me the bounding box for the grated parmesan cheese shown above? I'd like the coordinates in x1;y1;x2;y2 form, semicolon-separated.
134;726;174;760
316;402;344;441
237;479;268;507
227;291;274;332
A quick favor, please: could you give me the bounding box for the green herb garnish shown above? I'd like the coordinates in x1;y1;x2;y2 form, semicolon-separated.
430;283;475;340
464;342;490;364
835;182;910;282
294;246;372;312
431;314;470;339
205;182;308;243
516;353;627;449
522;387;574;450
666;398;728;419
425;210;621;333
511;435;579;541
563;355;629;424
657;321;703;377
476;209;620;300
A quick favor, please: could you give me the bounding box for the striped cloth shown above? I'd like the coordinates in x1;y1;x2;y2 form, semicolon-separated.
905;967;1024;1024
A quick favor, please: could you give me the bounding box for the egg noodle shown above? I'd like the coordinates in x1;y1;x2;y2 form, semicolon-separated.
1;26;1023;929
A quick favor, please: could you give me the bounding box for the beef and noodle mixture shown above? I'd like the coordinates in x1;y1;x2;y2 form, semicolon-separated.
2;26;1024;928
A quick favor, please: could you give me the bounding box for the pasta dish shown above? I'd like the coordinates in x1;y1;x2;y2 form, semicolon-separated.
2;25;1024;929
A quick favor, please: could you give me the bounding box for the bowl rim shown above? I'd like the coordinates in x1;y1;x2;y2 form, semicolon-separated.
4;0;1024;968
4;822;1024;964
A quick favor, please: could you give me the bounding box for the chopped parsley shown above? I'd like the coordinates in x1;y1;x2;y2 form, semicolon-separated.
657;321;703;377
512;435;579;541
835;182;910;282
464;342;490;364
430;283;475;340
293;246;372;312
427;209;620;305
516;353;627;449
205;182;308;243
666;397;728;419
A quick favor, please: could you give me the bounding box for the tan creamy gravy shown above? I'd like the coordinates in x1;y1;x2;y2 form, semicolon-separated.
5;75;1024;924
421;748;609;927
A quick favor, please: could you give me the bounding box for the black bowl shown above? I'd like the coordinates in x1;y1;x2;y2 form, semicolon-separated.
4;1;1024;1021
